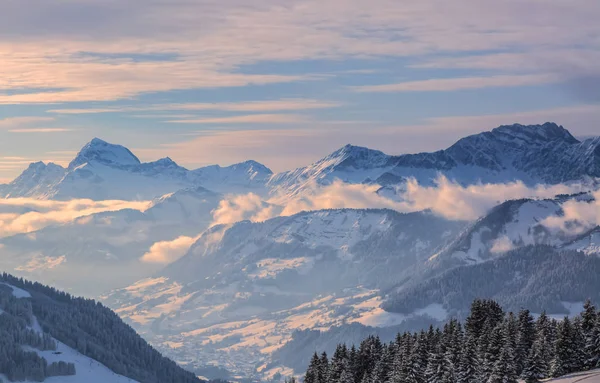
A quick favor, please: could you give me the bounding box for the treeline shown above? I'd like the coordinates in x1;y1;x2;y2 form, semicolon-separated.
302;299;600;383
384;246;600;316
0;283;76;381
0;273;201;383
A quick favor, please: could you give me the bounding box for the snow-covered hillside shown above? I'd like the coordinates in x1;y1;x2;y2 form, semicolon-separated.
424;192;600;273
0;275;201;383
102;208;465;378
269;123;600;197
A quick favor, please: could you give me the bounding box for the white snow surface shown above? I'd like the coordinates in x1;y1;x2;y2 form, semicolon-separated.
17;340;138;383
0;282;32;298
542;369;600;383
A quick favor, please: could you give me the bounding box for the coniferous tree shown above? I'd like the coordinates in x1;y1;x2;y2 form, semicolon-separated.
305;352;320;383
300;299;600;383
319;352;330;383
457;334;479;383
551;317;576;377
586;314;600;369
521;340;547;383
405;333;427;383
329;344;348;383
425;342;443;383
516;309;536;376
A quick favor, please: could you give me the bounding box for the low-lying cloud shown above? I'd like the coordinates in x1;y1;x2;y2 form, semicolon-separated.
211;193;281;226
0;198;150;238
542;191;600;235
140;235;198;264
211;176;593;225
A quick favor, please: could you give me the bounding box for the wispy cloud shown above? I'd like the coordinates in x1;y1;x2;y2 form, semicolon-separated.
353;74;558;93
0;198;151;238
48;99;341;114
167;114;308;124
0;0;597;102
9;128;72;133
0;117;55;128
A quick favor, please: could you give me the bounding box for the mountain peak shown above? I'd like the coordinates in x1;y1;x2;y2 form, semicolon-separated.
490;122;578;145
69;138;141;169
325;144;390;169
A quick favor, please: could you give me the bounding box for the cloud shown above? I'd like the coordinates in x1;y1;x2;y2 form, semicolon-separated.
8;128;72;133
0;0;597;102
0;116;71;134
541;191;600;235
15;255;67;272
0;198;151;238
490;236;517;254
140;235;198;264
47;99;341;114
0;117;55;128
212;177;590;225
353;74;558;93
211;193;280;226
167;114;307;124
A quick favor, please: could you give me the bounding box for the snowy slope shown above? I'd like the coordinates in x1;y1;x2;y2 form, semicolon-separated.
0;276;203;383
102;208;466;378
0;282;137;383
544;370;600;383
269;123;600;197
428;193;599;270
0;138;272;200
17;341;139;383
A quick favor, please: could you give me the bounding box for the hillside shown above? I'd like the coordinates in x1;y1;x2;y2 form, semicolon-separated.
0;273;201;383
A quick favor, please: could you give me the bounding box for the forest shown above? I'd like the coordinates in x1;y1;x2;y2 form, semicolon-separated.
301;299;600;383
0;273;201;383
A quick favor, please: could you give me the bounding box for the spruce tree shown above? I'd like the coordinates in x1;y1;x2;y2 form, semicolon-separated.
521;340;546;383
551;317;576;378
305;352;320;383
516;309;535;376
457;334;479;383
586;314;600;369
425;342;443;383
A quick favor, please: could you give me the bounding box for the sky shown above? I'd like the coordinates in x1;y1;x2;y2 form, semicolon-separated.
0;0;599;182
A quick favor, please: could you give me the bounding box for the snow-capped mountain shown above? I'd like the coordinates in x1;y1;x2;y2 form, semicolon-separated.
0;161;66;198
269;123;600;196
190;160;273;194
0;187;222;296
102;208;466;378
0;138;272;200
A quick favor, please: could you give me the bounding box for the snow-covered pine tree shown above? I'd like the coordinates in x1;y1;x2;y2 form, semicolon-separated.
516;309;536;376
425;341;444;383
587;314;600;369
329;344;348;383
304;352;321;383
487;314;518;383
405;332;427;383
457;334;479;383
482;323;503;381
521;340;547;383
318;352;330;383
551;317;576;378
571;317;586;372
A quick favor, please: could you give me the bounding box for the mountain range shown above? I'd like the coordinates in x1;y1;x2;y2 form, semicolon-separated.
1;122;599;201
1;122;600;381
